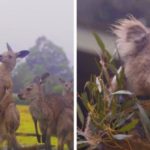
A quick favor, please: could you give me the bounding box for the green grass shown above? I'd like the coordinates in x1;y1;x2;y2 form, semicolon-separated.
16;105;58;146
17;105;67;149
0;105;68;149
17;105;57;145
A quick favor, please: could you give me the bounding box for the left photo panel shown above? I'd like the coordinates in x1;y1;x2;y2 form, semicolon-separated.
0;0;74;150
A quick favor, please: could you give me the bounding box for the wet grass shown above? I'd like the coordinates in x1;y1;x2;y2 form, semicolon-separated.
16;105;58;146
0;105;68;149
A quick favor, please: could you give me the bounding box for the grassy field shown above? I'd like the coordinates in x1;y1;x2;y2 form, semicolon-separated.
16;105;58;147
0;105;68;149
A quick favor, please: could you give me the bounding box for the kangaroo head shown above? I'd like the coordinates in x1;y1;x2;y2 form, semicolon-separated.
18;72;50;101
59;78;73;93
0;43;29;71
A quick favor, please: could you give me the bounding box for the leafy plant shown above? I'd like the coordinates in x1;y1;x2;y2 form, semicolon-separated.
77;33;150;150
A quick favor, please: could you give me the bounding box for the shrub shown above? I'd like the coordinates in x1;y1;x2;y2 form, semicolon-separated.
77;33;150;150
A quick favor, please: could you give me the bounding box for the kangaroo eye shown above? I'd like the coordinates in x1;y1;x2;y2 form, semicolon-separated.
27;87;32;91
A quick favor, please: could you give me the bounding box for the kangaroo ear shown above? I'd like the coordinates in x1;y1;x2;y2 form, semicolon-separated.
40;72;50;83
6;43;13;52
16;50;30;58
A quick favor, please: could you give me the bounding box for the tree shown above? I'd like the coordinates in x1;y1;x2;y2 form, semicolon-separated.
13;36;73;94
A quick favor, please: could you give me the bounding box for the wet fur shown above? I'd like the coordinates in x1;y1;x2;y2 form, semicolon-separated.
19;74;73;150
112;16;150;96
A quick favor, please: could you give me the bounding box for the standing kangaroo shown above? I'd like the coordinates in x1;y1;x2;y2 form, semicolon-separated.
59;78;73;108
0;43;29;150
18;73;73;150
57;107;73;150
58;79;73;149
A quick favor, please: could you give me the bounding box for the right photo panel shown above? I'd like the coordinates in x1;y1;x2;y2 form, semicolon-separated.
77;0;150;150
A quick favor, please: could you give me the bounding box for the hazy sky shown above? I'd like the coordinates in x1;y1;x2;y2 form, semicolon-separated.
0;0;74;64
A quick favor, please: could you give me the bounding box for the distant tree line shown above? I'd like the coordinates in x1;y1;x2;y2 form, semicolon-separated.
13;36;73;95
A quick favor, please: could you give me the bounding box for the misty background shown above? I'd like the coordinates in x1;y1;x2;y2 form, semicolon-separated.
0;0;73;65
0;0;74;95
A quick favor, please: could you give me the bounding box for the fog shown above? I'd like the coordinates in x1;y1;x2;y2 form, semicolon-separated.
0;0;73;64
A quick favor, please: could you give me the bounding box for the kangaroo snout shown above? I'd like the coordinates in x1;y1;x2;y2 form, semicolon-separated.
17;93;24;100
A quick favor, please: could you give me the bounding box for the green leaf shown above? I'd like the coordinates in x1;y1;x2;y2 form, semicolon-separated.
77;103;85;126
77;144;88;150
96;92;104;114
79;92;89;110
116;113;134;128
109;48;117;63
137;103;150;140
93;32;105;50
113;134;132;140
118;119;139;132
107;63;118;74
116;67;125;89
84;81;96;91
77;140;89;145
111;90;133;96
93;32;111;61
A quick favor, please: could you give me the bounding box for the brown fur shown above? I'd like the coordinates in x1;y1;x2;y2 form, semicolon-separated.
0;44;29;149
57;108;73;150
58;79;74;150
59;78;73;108
112;16;150;96
18;73;73;150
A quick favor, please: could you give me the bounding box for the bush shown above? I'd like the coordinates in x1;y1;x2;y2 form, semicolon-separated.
77;33;150;150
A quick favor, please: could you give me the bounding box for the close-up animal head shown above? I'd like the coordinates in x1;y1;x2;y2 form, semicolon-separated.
59;78;73;92
0;43;29;70
112;16;150;59
18;72;50;101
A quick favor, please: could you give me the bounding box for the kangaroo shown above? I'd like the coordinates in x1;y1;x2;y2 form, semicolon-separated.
58;78;73;149
0;43;29;150
18;73;73;150
57;108;73;150
59;78;73;108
